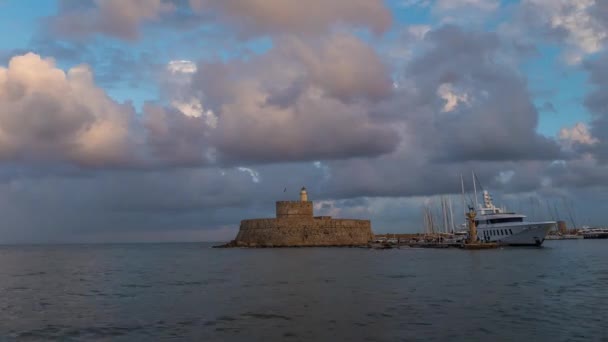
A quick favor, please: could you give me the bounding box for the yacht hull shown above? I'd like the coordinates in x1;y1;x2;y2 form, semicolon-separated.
478;222;555;247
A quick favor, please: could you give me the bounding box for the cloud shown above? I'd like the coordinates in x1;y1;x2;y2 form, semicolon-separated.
437;83;469;112
435;0;499;12
140;104;215;167
559;123;598;148
273;25;567;204
50;0;175;40
167;60;197;74
400;26;561;162
48;0;391;41
0;42;399;171
0;53;133;167
188;0;392;37
0;53;219;169
184;33;400;163
518;0;608;64
584;52;608;161
432;0;500;24
9;3;608;243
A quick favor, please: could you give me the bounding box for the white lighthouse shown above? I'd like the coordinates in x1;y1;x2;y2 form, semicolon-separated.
300;187;308;202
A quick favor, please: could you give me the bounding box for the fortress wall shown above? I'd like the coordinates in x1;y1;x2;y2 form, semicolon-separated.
276;201;313;219
235;218;373;247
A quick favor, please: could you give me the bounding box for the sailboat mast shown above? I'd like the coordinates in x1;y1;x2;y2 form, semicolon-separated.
449;197;455;233
472;171;479;211
461;174;466;219
441;197;450;233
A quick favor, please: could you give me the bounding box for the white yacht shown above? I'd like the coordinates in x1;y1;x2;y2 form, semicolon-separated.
474;191;556;246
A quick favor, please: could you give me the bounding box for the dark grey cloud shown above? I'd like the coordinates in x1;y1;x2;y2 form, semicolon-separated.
140;104;214;167
0;162;330;243
584;52;608;162
392;26;561;162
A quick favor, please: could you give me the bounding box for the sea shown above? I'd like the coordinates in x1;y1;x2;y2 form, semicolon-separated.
0;240;606;341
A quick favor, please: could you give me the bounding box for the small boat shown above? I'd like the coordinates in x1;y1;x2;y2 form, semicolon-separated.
581;228;608;239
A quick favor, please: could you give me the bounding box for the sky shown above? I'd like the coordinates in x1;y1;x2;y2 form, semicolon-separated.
0;0;608;243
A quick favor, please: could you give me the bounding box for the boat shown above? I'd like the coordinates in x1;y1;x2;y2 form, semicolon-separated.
562;234;583;240
544;233;584;240
581;228;608;239
473;190;555;246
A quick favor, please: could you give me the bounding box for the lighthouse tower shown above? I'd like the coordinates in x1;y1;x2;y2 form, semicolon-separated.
300;187;308;202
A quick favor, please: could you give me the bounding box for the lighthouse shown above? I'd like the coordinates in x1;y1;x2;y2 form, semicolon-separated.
300;187;308;202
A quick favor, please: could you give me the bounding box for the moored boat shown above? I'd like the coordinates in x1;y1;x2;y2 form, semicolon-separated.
581;228;608;239
473;190;555;246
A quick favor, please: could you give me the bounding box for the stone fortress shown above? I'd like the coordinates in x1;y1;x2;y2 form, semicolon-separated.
225;187;374;247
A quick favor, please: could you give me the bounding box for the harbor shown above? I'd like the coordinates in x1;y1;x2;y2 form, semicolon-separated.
371;206;500;250
220;176;608;250
213;169;608;251
370;173;568;250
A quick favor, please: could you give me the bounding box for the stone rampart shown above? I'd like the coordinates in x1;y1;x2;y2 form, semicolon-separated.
276;201;313;219
234;217;373;247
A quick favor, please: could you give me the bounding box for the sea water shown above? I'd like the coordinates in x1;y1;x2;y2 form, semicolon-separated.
1;240;606;341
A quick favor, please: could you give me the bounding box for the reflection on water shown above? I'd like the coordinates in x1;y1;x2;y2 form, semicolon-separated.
0;241;607;341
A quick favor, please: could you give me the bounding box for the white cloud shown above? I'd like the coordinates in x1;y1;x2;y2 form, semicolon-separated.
171;98;218;128
559;122;599;147
524;0;607;64
165;60;218;127
167;60;197;74
408;25;432;40
497;170;515;184
437;83;470;112
0;53;133;166
237;167;260;183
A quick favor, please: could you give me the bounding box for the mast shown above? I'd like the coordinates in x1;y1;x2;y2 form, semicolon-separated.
564;198;577;230
423;207;428;234
472;171;479;212
442;197;448;233
449;197;455;233
460;174;466;221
